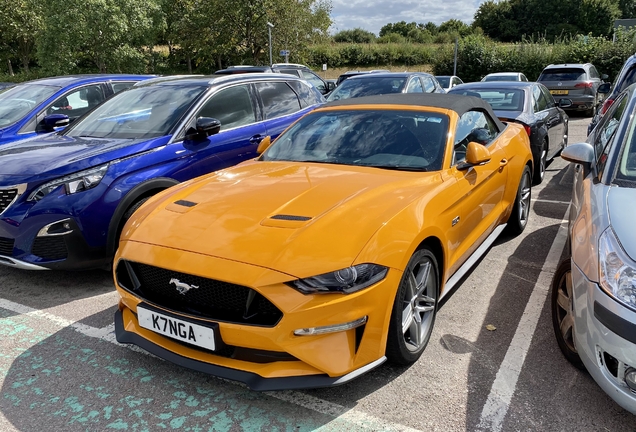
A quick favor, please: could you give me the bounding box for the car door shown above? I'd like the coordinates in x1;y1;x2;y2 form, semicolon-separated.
449;110;510;272
538;84;565;157
253;80;310;140
174;83;266;177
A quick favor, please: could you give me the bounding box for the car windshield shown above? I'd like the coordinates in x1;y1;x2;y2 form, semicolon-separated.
261;109;449;171
436;77;450;87
538;68;586;81
452;89;524;111
484;75;518;82
0;84;60;128
327;77;407;101
65;84;207;139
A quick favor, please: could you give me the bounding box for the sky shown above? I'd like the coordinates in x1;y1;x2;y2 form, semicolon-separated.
329;0;487;35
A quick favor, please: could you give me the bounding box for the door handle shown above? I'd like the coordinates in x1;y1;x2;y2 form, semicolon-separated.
249;134;263;144
500;158;509;167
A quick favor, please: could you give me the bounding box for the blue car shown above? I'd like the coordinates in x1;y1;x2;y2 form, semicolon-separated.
0;73;324;270
0;74;155;145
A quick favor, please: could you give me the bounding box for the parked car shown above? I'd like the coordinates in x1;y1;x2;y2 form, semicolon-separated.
481;72;528;82
450;81;570;184
114;93;533;390
214;63;334;95
435;75;464;91
335;69;390;86
0;83;14;91
0;74;154;145
0;73;323;271
326;72;445;101
588;53;636;134
537;63;607;117
554;83;636;414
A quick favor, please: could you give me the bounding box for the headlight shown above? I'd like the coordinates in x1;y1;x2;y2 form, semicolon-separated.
599;228;636;310
288;263;388;294
27;164;109;202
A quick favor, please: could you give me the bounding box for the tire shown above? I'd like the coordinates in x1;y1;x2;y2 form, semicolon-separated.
505;165;531;236
585;102;596;118
386;247;439;365
123;196;150;222
551;258;585;370
533;140;547;185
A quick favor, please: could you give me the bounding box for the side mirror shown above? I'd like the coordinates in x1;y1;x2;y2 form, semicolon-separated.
601;74;609;80
558;98;573;108
256;136;272;154
597;82;611;94
458;141;491;170
561;142;594;165
185;117;221;141
42;114;70;131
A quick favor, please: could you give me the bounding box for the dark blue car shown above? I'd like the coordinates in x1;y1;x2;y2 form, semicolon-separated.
0;73;324;270
0;74;155;144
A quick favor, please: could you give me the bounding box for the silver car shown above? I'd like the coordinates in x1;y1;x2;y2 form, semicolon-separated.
554;83;636;414
538;63;607;117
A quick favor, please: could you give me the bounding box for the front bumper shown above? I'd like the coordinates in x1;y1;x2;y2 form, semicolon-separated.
114;240;401;390
571;261;636;414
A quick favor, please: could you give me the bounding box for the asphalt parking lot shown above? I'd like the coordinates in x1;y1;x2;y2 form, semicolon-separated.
0;114;634;431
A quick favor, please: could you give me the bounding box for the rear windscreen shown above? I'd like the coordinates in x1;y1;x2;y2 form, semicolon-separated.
538;68;586;81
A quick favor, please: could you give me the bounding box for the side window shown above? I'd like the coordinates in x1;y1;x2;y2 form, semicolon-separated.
453;110;499;164
196;85;255;131
594;93;628;167
300;70;326;94
255;82;301;119
279;69;302;78
589;66;600;79
112;82;136;93
539;85;555;108
46;84;105;119
406;77;423;93
532;85;548;112
422;76;436;93
288;80;320;108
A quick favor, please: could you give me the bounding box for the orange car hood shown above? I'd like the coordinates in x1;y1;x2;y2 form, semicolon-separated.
128;161;442;278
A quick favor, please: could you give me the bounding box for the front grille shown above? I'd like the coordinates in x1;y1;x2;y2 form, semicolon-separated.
32;237;68;260
0;188;17;213
0;237;14;255
117;260;282;326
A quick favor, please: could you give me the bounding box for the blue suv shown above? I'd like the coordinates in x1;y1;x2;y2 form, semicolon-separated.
0;74;324;270
0;75;155;144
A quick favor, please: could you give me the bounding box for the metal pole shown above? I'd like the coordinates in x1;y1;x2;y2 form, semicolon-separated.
453;37;458;76
267;22;274;66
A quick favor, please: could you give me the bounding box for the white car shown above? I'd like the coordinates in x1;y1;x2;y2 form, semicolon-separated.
481;72;528;82
434;75;464;91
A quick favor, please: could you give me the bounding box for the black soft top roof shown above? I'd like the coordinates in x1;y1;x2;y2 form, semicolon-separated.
324;93;505;131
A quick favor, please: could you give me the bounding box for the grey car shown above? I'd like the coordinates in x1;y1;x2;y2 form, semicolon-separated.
554;82;636;414
538;63;607;117
326;72;445;101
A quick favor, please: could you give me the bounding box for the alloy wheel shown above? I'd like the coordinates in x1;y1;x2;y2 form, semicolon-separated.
401;258;437;352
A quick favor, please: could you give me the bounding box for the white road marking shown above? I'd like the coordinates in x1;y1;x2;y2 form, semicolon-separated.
530;198;570;205
477;208;570;431
0;296;421;431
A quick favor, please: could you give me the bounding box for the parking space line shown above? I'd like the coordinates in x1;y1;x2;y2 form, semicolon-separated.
0;296;422;431
477;208;570;431
530;198;570;205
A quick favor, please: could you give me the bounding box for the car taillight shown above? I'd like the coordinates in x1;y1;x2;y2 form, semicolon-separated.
574;82;593;88
600;98;614;115
523;124;531;136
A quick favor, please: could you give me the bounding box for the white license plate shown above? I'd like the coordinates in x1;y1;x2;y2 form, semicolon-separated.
137;306;216;351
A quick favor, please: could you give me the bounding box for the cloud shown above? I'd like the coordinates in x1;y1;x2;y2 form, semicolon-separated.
330;0;486;35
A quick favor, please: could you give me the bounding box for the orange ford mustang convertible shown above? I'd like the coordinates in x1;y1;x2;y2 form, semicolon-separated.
113;93;533;390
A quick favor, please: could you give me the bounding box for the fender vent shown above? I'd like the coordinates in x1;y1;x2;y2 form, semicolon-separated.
270;214;311;221
174;200;197;207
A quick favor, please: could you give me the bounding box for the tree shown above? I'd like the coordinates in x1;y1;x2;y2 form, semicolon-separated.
0;0;44;72
617;0;636;17
438;19;472;37
379;21;418;38
333;28;376;43
38;0;165;74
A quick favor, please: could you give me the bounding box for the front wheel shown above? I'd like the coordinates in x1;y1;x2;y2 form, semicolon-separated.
551;258;585;370
505;165;531;235
386;248;439;365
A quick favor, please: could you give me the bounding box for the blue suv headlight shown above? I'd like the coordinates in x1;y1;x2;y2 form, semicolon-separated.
27;164;109;202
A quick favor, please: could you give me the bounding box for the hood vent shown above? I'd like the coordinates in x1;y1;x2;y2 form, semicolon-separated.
270;214;311;221
174;199;198;207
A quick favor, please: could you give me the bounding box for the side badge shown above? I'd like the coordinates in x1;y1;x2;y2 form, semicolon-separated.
452;216;460;227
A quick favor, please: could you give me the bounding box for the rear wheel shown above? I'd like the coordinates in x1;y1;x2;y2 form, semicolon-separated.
505;165;531;235
533;140;547;185
386;248;439;365
551;258;585;370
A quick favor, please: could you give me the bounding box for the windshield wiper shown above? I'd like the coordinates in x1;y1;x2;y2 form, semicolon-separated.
358;164;428;172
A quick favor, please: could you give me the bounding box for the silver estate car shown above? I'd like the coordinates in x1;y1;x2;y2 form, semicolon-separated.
553;83;636;414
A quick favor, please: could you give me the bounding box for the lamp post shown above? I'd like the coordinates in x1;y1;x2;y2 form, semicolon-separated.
267;22;274;67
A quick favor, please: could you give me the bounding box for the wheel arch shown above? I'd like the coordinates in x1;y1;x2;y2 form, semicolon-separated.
106;177;180;255
416;236;445;292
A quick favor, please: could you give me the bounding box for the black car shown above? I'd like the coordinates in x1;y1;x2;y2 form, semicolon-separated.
335;70;390;86
326;72;445;102
214;63;334;95
450;81;570;184
588;53;636;135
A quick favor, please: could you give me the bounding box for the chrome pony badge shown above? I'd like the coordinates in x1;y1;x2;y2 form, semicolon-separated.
170;278;199;295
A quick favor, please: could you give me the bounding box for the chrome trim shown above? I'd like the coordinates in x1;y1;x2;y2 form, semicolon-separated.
441;223;507;301
0;255;49;270
37;218;73;237
0;183;27;216
294;316;367;336
331;356;387;385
